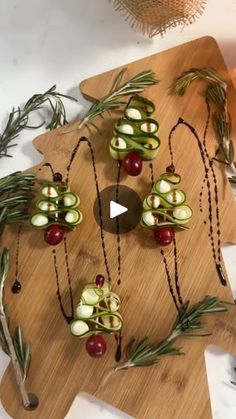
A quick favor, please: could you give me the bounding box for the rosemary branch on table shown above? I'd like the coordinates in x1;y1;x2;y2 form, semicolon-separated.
78;69;159;131
0;85;77;158
0;172;35;235
171;67;236;183
99;296;228;386
0;248;34;407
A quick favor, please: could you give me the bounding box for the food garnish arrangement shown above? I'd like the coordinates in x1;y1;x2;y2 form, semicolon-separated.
0;56;235;416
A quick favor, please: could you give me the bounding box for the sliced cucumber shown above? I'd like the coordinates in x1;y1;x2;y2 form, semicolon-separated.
116;122;135;135
173;205;193;222
38;201;56;212
81;288;100;305
63;193;80;208
125;107;143;120
64;209;82;225
110;136;127;150
140;120;159;134
101;313;122;331
75;304;94;319
165;190;186;205
160;173;181;184
143;194;161;210
142;211;159;227
128;95;155;115
41;185;58;198
31;213;49;227
154;179;172;194
70;320;89;337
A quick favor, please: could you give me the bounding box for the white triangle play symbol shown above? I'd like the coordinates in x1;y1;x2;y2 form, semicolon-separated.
110;201;128;219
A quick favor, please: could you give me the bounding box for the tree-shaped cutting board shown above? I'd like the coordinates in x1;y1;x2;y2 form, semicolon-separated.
1;36;236;419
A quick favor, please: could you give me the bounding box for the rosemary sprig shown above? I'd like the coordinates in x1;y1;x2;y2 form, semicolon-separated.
0;172;35;234
0;85;77;158
0;249;36;408
100;296;228;385
78;69;159;130
171;68;226;97
171;67;236;181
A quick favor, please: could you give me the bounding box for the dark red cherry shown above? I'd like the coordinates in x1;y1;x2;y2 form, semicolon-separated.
166;164;175;173
86;335;107;358
123;152;143;176
153;227;174;246
44;224;64;245
96;274;105;288
53;172;63;182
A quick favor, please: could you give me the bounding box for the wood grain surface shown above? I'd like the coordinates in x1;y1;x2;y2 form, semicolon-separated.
1;36;236;419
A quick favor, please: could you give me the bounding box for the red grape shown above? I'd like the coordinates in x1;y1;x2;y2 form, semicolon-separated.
44;224;64;245
123;152;142;176
86;334;107;358
153;227;174;246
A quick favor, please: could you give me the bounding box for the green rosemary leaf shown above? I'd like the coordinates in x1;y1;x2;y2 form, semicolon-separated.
0;250;9;306
0;85;76;158
82;69;159;125
171;68;226;96
205;83;226;111
108;295;229;380
171;67;236;175
0;172;35;234
110;67;128;93
23;343;31;381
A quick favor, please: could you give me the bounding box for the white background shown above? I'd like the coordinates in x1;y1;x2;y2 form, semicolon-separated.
1;1;236;418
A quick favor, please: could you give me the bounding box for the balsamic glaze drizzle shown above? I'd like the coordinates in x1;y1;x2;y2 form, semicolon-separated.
52;249;72;323
149;163;154;188
12;224;22;294
173;234;183;306
149;164;183;311
168;116;226;286
160;249;180;311
42;162;54;177
63;237;74;317
115;162;122;286
51;136;113;320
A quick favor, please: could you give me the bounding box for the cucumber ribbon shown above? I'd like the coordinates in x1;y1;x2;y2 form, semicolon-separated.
141;172;193;229
109;95;160;160
30;181;83;230
70;281;123;338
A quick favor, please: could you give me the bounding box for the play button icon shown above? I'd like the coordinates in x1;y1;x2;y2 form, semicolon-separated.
110;201;128;219
93;185;143;234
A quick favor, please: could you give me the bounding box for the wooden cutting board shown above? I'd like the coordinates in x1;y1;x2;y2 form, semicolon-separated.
1;36;236;419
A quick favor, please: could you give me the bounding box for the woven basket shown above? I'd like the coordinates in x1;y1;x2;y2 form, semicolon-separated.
111;0;207;37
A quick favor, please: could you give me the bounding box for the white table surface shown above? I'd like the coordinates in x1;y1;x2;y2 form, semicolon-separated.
1;1;236;418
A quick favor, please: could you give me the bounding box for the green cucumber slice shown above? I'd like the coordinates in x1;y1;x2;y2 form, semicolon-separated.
125;107;143;120
31;213;49;227
143;194;161;210
127;95;155;115
154;179;172;194
40;185;58;198
165;190;186;206
115;121;135;135
70;320;89;337
173;205;193;222
140;119;159;134
37;201;56;212
81;288;100;305
75;304;94;319
64;209;82;225
63;193;80;208
101;313;123;331
159;173;181;184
